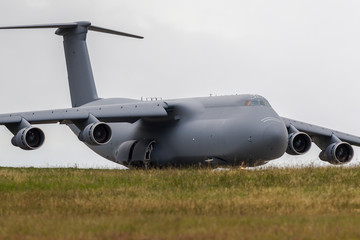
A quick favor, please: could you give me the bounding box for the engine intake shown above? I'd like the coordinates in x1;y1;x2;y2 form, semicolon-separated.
11;126;45;150
286;132;312;155
78;122;112;145
319;142;354;165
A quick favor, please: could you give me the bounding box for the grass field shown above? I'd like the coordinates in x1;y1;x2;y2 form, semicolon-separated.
1;166;360;240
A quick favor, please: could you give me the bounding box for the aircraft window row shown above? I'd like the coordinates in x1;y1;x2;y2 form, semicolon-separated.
244;99;267;107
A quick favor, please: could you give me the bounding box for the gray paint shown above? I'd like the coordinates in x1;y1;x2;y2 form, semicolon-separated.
0;21;360;168
56;22;99;107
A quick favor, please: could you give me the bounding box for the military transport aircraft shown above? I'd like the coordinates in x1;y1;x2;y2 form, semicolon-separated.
0;21;359;168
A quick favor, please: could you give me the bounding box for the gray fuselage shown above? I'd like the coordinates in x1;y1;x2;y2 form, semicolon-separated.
72;94;288;167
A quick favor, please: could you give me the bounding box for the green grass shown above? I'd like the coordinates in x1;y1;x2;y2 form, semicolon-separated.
1;167;360;239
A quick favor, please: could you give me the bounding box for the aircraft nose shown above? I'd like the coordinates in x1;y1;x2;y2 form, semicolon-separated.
261;122;288;159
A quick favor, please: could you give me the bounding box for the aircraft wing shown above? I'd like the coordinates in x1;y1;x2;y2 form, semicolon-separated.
0;101;168;125
0;101;169;150
282;117;360;147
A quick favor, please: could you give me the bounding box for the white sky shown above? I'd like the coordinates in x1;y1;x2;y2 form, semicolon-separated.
0;0;360;168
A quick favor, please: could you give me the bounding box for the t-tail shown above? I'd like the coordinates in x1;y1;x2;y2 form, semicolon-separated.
0;21;143;107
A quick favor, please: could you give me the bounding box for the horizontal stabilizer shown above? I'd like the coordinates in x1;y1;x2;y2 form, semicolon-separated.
88;25;143;39
0;21;143;39
0;23;77;29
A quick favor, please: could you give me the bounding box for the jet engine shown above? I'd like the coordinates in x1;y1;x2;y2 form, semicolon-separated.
11;126;45;150
286;132;312;155
319;142;354;165
78;122;112;145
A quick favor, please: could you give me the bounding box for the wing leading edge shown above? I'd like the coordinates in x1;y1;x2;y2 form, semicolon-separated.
282;117;360;147
282;117;360;164
0;101;169;150
0;102;169;125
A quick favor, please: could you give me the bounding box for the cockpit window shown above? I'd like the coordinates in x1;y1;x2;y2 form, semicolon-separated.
244;99;268;107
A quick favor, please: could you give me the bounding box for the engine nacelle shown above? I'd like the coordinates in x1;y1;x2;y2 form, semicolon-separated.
319;142;354;165
286;132;312;155
11;126;45;150
78;122;112;145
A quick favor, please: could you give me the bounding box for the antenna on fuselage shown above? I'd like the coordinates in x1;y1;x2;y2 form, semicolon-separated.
0;21;143;107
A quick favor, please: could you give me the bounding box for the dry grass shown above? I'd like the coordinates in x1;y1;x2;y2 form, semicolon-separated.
1;166;360;239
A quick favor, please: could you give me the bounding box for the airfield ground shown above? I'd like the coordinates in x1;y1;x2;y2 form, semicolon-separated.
0;166;360;240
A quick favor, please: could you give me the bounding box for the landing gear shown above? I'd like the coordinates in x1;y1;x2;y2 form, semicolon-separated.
115;139;156;169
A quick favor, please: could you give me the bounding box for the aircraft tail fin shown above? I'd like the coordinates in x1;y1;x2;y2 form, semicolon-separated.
0;21;143;107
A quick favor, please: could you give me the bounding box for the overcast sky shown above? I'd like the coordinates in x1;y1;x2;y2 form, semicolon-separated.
0;0;360;168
